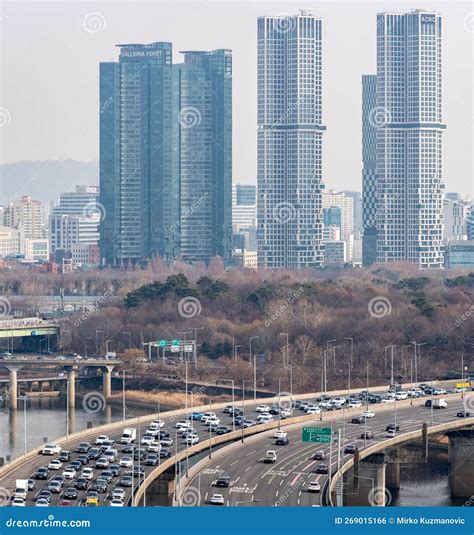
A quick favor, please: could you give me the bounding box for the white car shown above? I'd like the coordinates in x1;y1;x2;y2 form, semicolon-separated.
112;488;126;501
141;435;155;445
82;468;94;479
210;493;224;505
280;409;292;418
42;444;61;455
395;391;408;400
110;499;124;507
148;442;162;453
204;417;220;426
362;410;375;418
319;400;332;409
273;430;287;439
332;397;346;405
95;435;109;445
307;481;321;493
305;407;321;414
11;497;26;507
62;467;76;479
176;420;191;429
48;459;63;470
381;397;395;403
151;419;165;428
185;435;199;445
257;414;273;423
120;456;133;468
256;405;270;413
35;498;49;507
348;400;362;408
386;429;397;438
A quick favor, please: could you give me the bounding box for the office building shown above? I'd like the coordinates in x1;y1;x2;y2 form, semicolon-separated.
257;11;325;268
2;196;47;240
443;198;470;240
376;11;445;268
445;240;474;269
53;186;100;216
361;74;378;266
323;241;346;267
175;50;233;263
322;191;354;259
0;227;21;258
343;191;363;239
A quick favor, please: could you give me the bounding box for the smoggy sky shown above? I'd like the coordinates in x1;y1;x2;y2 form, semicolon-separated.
0;1;472;195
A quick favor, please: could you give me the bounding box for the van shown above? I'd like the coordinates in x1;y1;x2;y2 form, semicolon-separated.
14;480;28;500
120;428;136;444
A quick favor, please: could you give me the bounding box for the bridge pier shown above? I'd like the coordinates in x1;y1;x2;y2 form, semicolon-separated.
345;453;387;506
4;364;24;410
101;366;115;400
385;462;400;490
446;429;474;498
67;369;76;408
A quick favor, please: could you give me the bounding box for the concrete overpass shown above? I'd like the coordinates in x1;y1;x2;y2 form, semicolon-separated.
0;357;121;409
0;317;59;353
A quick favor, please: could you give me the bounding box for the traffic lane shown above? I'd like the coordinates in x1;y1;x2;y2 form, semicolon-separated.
184;397;468;506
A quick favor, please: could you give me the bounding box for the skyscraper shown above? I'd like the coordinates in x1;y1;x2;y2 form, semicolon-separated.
99;42;178;266
361;74;378;266
174;50;232;263
376;11;445;268
257;11;325;268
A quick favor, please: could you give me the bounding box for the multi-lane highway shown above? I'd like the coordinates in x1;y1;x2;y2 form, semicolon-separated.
180;394;470;507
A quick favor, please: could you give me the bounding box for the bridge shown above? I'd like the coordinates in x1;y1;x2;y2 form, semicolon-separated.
1;379;472;507
0;357;121;410
0;317;59;353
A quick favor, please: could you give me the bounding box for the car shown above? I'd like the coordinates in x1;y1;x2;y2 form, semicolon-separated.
27;478;36;491
305;407;321;415
256;405;270;413
98;470;113;483
82;467;94;480
313;451;326;460
147;442;161;453
95;435;109;445
112;488;126;500
457;411;471;418
62;467;77;479
120;456;133;468
243;419;256;428
133;449;146;461
11;497;26;507
93;480;108;493
160;448;172;459
386;424;400;432
215;476;230;488
74;478;88;490
36;467;49;480
215;426;232;435
110;499;124;507
159;437;174;447
280;409;292;419
275;437;290;446
109;464;121;477
315;464;329;474
133;466;145;478
351;416;364;424
42;444;61;455
263;450;277;463
362;410;375;418
59;451;71;462
64;487;78;500
70;460;82;471
48;459;63;470
273;430;287;439
344;445;357;454
85;497;99;507
204;417;220;427
348;400;362;408
395;391;408;400
76;455;89;466
381;397;395;403
210;493;224;505
176;420;191;429
223;405;235;414
88;447;102;460
48;481;62;493
185;435;200;445
386;429;397;438
361;431;375;440
145;454;159;466
35;498;50;507
307;481;321;493
119;476;133;487
158;430;170;439
35;490;52;502
257;414;273;423
151;419;165;428
103;449;118;462
60;500;73;507
76;442;91;453
100;440;116;451
95;457;110;469
121;444;134;454
190;412;204;420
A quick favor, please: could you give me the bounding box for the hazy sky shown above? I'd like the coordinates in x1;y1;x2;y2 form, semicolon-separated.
0;1;473;195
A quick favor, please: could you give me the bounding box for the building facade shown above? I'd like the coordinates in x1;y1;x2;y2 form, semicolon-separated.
443;198;470;240
2;196;47;240
257;11;325;268
376;11;445;268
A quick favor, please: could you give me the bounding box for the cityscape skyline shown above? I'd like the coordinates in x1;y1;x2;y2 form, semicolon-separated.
0;1;472;198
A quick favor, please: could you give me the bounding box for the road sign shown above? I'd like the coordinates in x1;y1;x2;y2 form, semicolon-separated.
170;346;180;353
158;340;167;348
184;344;193;352
302;426;331;443
171;339;180;347
456;382;470;388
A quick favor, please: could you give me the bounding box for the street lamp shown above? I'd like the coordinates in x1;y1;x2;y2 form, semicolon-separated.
106;339;115;355
249;336;259;367
122;368;133;423
344;337;354;370
234;345;242;363
220;379;235;432
95;330;104;355
279;333;289;368
385;345;397;387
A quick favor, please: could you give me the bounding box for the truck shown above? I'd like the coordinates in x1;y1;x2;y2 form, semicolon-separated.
120;428;137;444
426;398;447;409
14;480;28;500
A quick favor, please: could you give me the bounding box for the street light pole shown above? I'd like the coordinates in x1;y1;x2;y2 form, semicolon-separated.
106;339;115;355
234;345;242;363
249;336;259;367
344;337;354;370
253;356;257;403
279;333;289;368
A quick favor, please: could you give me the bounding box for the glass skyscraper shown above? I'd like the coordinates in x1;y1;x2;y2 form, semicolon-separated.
376;11;445;268
257;10;325;268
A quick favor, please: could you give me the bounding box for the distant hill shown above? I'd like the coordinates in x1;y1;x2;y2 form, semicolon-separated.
0;160;99;204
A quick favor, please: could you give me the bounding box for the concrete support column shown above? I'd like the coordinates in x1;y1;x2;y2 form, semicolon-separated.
8;368;18;410
143;471;176;506
102;368;112;399
67;369;76;409
447;430;474;498
385;462;400;490
345;453;387;506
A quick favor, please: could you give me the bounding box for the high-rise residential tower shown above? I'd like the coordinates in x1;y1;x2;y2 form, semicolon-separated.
376;11;445;268
257;11;325;268
361;74;378;266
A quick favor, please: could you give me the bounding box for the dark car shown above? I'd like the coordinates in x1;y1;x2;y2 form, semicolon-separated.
70;460;82;470
52;475;65;487
344;445;357;454
119;475;133;487
215;426;232;435
99;470;114;483
77;455;89;466
425;400;432;407
27;478;36;491
145;454;159;466
457;411;471;418
133;449;146;461
59;450;71;462
93;479;108;493
64;487;78;500
76;442;91;454
275;437;290;446
386;424;400;432
315;464;329;474
122;444;134;454
109;464;121;477
269;407;280;415
160;448;171;459
133;466;145;477
351;417;364;424
313;451;326;461
361;431;375;440
158;430;170;439
88;448;102;460
74;477;88;490
86;490;99;500
215;476;230;488
35;490;52;502
36;467;49;480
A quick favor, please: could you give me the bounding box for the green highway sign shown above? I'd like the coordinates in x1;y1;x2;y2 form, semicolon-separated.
158;340;167;347
302;426;331;443
171;339;180;347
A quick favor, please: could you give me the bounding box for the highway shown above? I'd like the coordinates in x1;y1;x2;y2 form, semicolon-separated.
181;394;470;507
